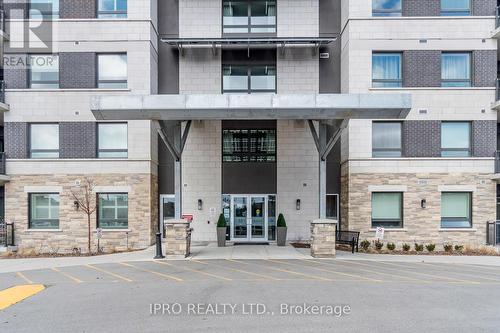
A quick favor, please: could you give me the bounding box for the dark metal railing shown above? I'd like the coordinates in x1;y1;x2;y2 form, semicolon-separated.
486;221;500;246
0;221;14;247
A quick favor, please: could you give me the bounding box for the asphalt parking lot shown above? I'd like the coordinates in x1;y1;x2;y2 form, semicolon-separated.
1;258;500;332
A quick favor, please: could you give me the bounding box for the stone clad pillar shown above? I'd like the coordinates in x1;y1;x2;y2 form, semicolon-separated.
164;219;192;257
310;219;337;258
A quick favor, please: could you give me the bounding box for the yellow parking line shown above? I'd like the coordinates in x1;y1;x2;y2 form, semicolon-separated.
85;264;133;283
281;259;382;283
121;262;183;282
329;260;431;283
419;262;500;282
154;261;232;281
375;261;480;284
192;259;280;281
16;272;34;284
228;259;333;281
0;284;45;310
51;267;83;284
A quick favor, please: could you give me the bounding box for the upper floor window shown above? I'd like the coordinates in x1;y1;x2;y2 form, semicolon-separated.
30;123;59;158
441;0;471;16
441;122;471;157
29;193;60;229
372;192;403;228
29;0;59;19
372;0;402;17
223;129;276;162
29;54;59;89
98;0;127;18
441;192;472;228
372;122;402;157
223;1;276;34
441;52;471;87
223;65;276;93
97;54;127;88
372;52;402;87
98;123;128;158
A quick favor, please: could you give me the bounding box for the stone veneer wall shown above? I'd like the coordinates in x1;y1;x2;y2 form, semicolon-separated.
344;172;495;248
6;174;156;254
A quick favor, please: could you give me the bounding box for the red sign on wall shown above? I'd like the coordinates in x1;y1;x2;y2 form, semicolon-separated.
181;214;194;222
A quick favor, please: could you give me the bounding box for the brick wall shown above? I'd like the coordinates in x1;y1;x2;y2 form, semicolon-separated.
473;120;496;157
403;51;441;88
278;49;319;93
473;50;497;87
277;0;319;37
59;53;96;89
179;50;221;94
60;122;97;158
4;54;28;89
403;0;440;16
60;0;96;19
472;0;497;16
4;122;28;158
403;121;442;158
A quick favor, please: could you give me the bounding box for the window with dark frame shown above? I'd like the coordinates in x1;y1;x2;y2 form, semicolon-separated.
371;192;403;228
441;52;471;87
222;65;276;93
440;0;471;16
441;192;472;228
372;0;402;17
30;123;59;158
372;52;402;87
29;0;59;19
29;54;59;89
97;123;128;158
372;122;402;157
222;129;276;162
223;0;276;34
326;194;339;220
441;121;471;157
98;0;127;18
97;54;128;88
97;193;128;229
29;193;59;229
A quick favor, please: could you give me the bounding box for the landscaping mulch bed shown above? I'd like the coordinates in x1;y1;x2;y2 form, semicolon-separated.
290;242;310;248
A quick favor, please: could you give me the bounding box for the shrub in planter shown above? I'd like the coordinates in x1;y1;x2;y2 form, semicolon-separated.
276;213;287;246
374;240;383;251
414;243;424;252
216;214;227;247
425;243;436;253
443;244;453;253
402;243;410;252
360;240;370;251
387;242;396;251
454;245;464;253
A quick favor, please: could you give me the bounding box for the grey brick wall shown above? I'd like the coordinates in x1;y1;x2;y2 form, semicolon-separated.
60;122;97;158
4;122;28;159
403;51;441;88
472;0;496;16
403;121;441;157
473;50;497;87
473;121;496;157
403;0;440;16
59;53;96;89
4;54;28;89
60;0;96;19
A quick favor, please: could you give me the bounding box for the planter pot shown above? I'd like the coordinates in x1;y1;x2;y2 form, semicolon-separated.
217;227;226;247
277;227;287;246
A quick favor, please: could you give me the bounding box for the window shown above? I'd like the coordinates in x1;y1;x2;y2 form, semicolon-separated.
223;65;276;93
268;195;276;241
98;193;128;229
372;0;402;16
441;0;471;16
326;194;339;220
441;53;471;87
441;122;471;157
97;54;127;88
29;55;59;88
372;53;402;87
98;0;127;18
372;192;403;228
29;193;59;229
441;192;472;228
223;1;276;34
223;129;276;162
29;0;59;19
98;123;128;158
372;122;402;157
30;123;59;158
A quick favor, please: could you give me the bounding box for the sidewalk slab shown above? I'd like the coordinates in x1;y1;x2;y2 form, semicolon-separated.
189;242;311;260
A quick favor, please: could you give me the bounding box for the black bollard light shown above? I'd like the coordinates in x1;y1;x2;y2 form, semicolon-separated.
154;232;165;259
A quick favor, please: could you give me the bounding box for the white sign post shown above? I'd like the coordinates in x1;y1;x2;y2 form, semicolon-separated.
375;227;385;240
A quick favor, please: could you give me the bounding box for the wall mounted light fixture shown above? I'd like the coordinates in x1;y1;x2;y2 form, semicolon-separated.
421;199;426;209
198;199;203;210
73;200;80;211
296;199;301;210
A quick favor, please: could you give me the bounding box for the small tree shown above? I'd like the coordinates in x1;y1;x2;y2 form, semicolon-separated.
71;177;97;254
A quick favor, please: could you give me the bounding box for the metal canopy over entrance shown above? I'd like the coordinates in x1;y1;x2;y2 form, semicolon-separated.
91;93;411;228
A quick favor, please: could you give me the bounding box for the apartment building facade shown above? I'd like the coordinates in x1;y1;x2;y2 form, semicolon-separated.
0;0;498;253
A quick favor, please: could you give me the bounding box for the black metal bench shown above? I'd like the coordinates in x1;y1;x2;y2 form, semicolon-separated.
336;230;360;254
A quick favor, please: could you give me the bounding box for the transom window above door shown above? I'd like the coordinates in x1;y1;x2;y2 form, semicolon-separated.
223;1;276;34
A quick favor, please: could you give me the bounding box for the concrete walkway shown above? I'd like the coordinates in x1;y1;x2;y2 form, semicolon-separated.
1;243;499;274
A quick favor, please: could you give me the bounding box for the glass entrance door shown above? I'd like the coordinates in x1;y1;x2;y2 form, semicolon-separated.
231;195;268;241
